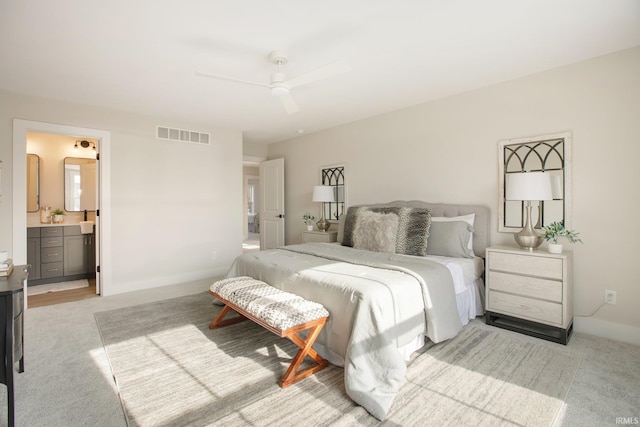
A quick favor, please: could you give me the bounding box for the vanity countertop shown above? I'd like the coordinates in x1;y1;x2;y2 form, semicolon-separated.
27;220;94;228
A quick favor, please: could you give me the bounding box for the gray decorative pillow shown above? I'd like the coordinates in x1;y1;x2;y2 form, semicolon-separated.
352;210;399;253
426;220;474;258
338;206;366;247
342;206;365;248
391;206;432;256
343;206;432;256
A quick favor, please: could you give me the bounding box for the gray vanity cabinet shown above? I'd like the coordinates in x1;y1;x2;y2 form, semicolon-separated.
26;225;95;286
63;226;95;276
37;226;64;280
26;228;41;280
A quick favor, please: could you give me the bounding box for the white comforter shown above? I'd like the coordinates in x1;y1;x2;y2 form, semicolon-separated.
225;242;463;420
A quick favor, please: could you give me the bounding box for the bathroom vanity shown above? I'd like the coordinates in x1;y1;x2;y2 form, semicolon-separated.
26;224;95;286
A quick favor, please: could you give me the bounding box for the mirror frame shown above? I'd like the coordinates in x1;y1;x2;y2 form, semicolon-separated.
321;163;347;222
498;131;572;233
26;153;40;212
64;156;97;212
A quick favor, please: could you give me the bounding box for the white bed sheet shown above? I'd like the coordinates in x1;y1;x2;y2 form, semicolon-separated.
425;255;484;293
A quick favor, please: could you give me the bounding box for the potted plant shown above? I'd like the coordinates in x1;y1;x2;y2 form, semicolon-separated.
52;208;65;224
302;212;315;231
542;221;582;253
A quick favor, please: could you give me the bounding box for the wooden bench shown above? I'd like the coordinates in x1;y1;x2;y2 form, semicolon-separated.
209;276;330;388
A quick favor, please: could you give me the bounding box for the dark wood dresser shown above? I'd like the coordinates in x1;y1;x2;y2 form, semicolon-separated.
0;265;27;427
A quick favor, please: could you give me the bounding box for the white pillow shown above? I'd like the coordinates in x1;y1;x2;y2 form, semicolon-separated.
430;213;475;256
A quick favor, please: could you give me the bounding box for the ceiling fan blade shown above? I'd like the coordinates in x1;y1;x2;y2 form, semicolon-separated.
279;93;301;114
195;71;270;88
285;59;352;89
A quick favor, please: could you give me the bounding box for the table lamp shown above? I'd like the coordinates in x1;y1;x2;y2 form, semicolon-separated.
312;185;335;232
506;172;553;251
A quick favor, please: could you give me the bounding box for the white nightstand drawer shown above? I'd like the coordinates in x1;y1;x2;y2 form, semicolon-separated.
489;252;563;280
303;231;338;243
488;271;563;303
489;291;562;326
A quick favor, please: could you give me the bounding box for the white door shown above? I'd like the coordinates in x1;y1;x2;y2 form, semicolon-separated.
259;158;285;249
94;149;101;294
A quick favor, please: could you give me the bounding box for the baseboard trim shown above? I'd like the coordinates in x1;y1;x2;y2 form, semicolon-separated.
103;267;228;296
574;317;640;346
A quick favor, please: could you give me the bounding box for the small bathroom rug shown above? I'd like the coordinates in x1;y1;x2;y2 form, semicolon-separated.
28;279;89;296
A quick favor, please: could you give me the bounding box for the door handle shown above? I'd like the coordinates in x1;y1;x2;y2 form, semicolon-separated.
276;214;285;218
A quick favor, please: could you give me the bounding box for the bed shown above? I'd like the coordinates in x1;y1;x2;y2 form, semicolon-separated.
223;201;489;420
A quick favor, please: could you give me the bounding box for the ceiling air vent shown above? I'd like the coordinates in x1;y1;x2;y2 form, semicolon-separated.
156;126;210;145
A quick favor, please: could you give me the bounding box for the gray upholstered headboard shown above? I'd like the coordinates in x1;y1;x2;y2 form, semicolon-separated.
344;201;490;256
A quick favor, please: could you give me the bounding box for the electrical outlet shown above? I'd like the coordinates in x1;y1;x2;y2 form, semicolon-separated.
605;289;617;305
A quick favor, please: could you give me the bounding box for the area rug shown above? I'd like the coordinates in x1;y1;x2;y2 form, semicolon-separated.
95;292;580;427
28;278;89;295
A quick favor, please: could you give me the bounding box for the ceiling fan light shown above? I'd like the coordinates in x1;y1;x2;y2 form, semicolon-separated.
270;85;289;96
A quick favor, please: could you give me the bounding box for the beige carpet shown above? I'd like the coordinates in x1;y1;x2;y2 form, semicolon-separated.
28;278;89;295
95;292;580;427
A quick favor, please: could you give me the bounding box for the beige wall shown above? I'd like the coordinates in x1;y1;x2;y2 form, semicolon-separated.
1;90;243;295
268;47;640;344
243;141;268;160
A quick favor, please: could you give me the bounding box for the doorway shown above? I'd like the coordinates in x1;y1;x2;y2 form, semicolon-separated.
243;174;260;252
25;133;99;306
12;119;112;305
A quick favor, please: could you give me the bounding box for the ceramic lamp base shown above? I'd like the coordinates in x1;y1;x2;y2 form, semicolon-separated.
514;232;544;251
316;216;331;232
514;202;543;251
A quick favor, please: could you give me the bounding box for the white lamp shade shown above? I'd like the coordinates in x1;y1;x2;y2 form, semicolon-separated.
312;185;335;202
506;172;553;201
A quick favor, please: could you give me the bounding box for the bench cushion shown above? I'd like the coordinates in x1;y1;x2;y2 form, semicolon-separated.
210;276;329;331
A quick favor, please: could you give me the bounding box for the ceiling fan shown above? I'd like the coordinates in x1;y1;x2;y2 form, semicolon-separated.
196;51;351;114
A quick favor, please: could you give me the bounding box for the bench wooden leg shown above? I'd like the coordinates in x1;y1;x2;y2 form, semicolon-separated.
279;322;328;388
209;305;248;329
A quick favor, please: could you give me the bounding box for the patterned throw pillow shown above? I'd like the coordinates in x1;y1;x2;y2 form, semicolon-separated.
343;206;432;256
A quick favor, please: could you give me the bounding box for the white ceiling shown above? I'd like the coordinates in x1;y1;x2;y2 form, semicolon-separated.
2;1;639;145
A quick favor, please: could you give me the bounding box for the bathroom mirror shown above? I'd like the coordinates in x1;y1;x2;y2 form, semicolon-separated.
498;132;572;232
27;154;40;212
64;157;97;212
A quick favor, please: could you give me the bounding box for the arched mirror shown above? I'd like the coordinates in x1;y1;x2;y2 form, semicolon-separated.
321;164;347;222
27;153;40;212
64;157;97;212
498;132;572;232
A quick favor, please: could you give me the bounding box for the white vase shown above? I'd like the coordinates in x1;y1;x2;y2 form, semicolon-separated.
548;243;563;254
306;225;313;231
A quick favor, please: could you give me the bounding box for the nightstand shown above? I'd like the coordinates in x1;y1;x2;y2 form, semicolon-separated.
485;245;573;344
302;230;338;243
